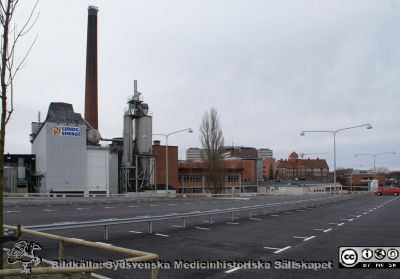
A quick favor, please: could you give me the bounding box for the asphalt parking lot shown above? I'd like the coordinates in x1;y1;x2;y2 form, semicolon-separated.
4;194;400;279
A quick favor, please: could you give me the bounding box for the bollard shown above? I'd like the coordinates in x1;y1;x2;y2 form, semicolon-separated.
148;221;153;233
209;214;213;224
230;212;234;221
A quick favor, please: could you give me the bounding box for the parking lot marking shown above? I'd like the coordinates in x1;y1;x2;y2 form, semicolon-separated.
170;225;183;228
195;227;210;231
226;222;239;225
155;233;169;237
274;246;292;254
225;267;242;274
304;236;316;241
323;228;332;233
264;247;280;250
129;231;143;234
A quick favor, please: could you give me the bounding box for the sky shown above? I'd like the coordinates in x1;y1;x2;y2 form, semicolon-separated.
6;0;400;170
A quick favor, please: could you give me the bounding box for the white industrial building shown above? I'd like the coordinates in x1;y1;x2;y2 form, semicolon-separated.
31;102;118;194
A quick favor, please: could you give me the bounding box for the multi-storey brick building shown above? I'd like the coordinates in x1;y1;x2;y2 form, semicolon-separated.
276;152;329;182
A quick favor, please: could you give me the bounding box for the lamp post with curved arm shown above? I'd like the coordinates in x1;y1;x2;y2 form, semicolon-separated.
300;124;372;192
354;152;396;180
153;128;193;196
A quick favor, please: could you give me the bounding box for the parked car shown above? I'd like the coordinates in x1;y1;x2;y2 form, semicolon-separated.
374;187;400;196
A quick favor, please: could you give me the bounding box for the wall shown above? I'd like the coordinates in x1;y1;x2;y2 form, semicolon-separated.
153;145;178;190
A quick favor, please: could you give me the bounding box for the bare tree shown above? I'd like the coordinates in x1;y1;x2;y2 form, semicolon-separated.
200;108;225;194
0;0;39;267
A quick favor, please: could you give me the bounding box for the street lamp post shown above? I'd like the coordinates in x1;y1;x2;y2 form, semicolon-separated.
354;152;396;180
300;124;372;193
154;128;193;197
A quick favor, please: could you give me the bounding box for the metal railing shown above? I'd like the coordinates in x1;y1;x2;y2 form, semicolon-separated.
2;225;159;278
17;193;369;240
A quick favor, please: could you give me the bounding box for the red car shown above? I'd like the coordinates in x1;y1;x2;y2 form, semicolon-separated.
374;187;400;196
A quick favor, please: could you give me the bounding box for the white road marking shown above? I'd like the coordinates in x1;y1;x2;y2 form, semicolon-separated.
363;212;368;215
250;218;262;221
129;205;140;208
104;206;116;209
190;211;201;213
264;247;280;250
348;218;354;222
338;223;345;226
99;218;118;221
270;214;279;217
356;215;362;218
168;204;177;206
149;205;160;207
76;208;89;210
314;229;326;231
155;233;169;237
184;203;193;205
5;210;21;213
329;222;340;225
129;230;143;234
304;236;316;241
42;209;56;212
341;219;351;221
284;212;293;214
195;227;210;230
323;228;332;233
274;246;292;254
226;222;239;225
225;267;242;274
170;225;183;228
293;236;308;239
136;215;151;218
296;209;305;212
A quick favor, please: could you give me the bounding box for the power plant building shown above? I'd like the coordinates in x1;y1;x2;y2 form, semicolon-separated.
30;103;118;194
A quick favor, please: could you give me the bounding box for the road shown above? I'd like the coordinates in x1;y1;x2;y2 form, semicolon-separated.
4;194;400;279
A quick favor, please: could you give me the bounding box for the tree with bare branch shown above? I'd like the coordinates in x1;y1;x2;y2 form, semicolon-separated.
0;0;39;268
200;108;225;194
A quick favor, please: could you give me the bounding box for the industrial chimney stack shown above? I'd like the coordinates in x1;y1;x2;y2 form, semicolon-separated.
84;6;99;130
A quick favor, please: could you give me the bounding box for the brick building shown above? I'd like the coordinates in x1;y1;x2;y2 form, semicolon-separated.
276;152;329;182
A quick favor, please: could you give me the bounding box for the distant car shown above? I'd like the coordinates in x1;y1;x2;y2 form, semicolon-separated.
374;187;400;196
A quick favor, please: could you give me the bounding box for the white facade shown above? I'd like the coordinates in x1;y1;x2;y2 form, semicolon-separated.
32;122;87;192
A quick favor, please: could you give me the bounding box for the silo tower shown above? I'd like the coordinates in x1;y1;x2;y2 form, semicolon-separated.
121;80;154;193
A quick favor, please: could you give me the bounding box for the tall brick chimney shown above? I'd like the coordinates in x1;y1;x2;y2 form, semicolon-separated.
84;6;99;130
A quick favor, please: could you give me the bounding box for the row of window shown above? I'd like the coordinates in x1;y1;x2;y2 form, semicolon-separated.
178;175;240;183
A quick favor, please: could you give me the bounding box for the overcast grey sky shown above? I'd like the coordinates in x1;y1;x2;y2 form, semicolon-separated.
7;0;400;170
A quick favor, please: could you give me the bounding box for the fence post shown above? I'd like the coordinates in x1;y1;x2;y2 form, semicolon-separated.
58;240;64;261
104;225;109;240
148;221;153;233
